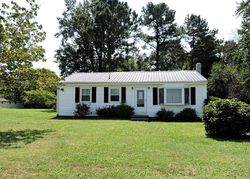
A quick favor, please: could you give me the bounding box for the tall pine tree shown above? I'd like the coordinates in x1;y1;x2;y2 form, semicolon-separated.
140;2;183;71
183;14;220;78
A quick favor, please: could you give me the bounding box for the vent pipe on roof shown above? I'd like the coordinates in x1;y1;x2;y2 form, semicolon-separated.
196;63;201;74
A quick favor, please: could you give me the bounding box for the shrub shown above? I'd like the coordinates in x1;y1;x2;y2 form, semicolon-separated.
96;104;134;118
21;90;56;108
74;103;90;116
156;109;175;121
203;98;250;137
204;96;221;106
115;104;134;118
175;108;200;121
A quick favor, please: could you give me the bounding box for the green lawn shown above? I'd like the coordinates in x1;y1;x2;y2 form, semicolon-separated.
0;108;249;178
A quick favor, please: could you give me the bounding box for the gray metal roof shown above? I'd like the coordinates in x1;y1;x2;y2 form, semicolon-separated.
63;71;207;84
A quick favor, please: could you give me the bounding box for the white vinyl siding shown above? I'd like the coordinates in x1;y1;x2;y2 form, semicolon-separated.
166;89;182;104
81;89;90;101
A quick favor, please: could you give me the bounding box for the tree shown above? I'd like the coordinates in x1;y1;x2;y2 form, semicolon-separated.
208;63;244;100
0;0;46;99
183;14;220;78
236;0;250;103
56;0;138;77
140;2;183;71
3;68;60;100
237;0;250;64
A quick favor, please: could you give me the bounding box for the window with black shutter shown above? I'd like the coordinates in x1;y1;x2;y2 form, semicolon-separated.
75;87;80;103
191;87;196;105
92;87;96;103
104;87;109;103
121;87;126;103
153;87;158;105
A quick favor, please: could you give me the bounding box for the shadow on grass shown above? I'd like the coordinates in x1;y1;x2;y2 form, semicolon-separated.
206;134;250;142
0;129;54;149
52;116;132;121
40;109;56;113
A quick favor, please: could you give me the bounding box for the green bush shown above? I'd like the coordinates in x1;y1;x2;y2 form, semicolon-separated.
74;103;90;116
203;98;250;137
175;108;200;121
96;104;134;118
21;90;56;108
156;109;175;121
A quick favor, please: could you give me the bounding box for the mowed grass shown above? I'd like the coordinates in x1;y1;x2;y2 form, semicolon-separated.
0;108;249;178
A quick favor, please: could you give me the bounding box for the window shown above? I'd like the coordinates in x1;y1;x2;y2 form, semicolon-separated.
166;89;182;104
110;89;119;101
82;89;90;101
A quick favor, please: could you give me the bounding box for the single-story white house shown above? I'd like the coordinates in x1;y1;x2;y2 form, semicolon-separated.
57;64;207;117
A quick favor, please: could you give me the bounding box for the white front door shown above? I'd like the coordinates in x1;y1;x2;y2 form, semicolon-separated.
134;88;147;114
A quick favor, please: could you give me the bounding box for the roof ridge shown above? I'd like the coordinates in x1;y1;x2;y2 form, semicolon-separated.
71;70;197;75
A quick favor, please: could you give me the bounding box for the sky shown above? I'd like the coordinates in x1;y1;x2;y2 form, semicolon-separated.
3;0;243;75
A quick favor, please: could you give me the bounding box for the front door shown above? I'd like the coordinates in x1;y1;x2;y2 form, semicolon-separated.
135;89;147;114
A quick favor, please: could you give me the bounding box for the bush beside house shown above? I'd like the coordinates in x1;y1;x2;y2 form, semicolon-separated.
203;98;250;137
74;103;90;116
96;104;134;119
155;108;199;122
156;109;175;121
175;108;200;122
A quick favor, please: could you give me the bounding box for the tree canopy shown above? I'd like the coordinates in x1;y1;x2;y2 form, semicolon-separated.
56;0;138;77
140;2;183;71
0;0;46;99
183;14;220;77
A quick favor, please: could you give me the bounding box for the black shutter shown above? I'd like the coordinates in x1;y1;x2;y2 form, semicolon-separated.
185;88;190;105
75;87;80;103
191;87;196;105
159;88;164;104
153;87;158;105
92;87;96;103
104;87;109;103
121;87;126;103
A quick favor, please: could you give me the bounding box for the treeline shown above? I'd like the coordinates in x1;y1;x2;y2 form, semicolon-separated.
0;0;249;104
55;0;250;103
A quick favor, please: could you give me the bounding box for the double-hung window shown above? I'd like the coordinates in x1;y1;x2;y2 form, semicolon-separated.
82;89;90;101
110;89;119;101
166;89;182;104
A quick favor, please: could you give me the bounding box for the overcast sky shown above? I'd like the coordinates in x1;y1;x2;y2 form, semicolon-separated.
4;0;242;75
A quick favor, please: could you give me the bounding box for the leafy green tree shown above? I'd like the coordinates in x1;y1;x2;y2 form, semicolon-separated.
56;0;138;77
237;0;250;64
140;2;183;71
3;68;60;100
22;90;56;109
236;0;250;103
208;63;244;100
0;0;46;99
183;14;220;78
